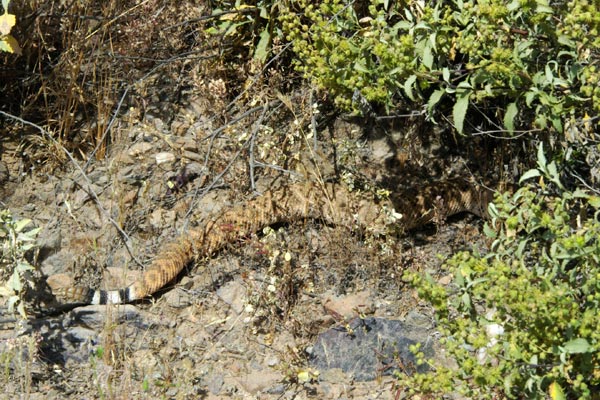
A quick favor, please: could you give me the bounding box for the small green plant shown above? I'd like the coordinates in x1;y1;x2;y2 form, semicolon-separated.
0;210;40;318
400;144;600;398
0;0;21;54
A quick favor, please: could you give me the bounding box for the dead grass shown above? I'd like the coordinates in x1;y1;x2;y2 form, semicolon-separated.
2;0;228;167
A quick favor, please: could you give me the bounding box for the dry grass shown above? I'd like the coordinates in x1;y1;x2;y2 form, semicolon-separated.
2;1;228;166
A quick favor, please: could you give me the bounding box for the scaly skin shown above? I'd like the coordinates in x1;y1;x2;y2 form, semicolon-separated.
51;179;492;305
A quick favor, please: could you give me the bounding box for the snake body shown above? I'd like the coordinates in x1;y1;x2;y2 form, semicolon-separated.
51;179;492;305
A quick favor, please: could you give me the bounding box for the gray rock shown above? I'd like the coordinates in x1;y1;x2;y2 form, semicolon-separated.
163;285;193;308
207;372;224;394
310;317;434;381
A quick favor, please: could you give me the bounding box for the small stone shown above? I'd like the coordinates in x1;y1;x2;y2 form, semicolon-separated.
133;349;158;373
155;152;176;165
152;117;166;132
318;368;347;384
322;290;374;320
207;373;224;394
404;311;433;328
46;273;75;293
264;354;279;367
64;326;98;343
216;280;247;314
121;190;138;207
148;209;176;230
163;286;193;308
128;142;153;158
437;274;453;285
236;369;282;394
170;119;189;135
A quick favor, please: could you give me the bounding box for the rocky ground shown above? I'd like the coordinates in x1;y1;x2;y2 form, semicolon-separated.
0;81;488;399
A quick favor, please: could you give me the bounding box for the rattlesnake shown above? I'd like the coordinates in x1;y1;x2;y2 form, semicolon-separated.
50;179;492;305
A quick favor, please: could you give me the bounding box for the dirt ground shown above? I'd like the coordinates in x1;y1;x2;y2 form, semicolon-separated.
0;96;489;399
0;5;491;395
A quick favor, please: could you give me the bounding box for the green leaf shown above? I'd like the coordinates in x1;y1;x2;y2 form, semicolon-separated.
529;354;538;366
404;75;417;101
393;20;412;31
427;89;445;118
563;338;591;354
507;0;521;11
546;161;564;189
428;32;437;53
557;35;575;47
17;301;26;318
16;261;34;272
536;0;553;14
453;90;471;134
536;142;547;169
354;60;369;73
461;292;471;309
14;218;32;233
259;5;268;19
442;67;450;83
468;277;489;288
571;189;588;198
525;90;537;107
504;102;518;134
8;269;21;291
519;169;541;184
483;223;497;239
549;381;566;400
253;28;270;63
487;202;499;218
6;295;18;312
223;21;239;37
421;39;434;70
503;373;513;395
516;238;529;258
551;116;563;133
20;242;36;251
454;270;465;286
421;42;432;70
535;114;548;129
587;196;600;208
19;226;41;242
545;63;554;83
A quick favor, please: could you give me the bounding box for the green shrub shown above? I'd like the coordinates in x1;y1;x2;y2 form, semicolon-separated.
0;210;40;319
400;145;600;398
281;0;599;137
